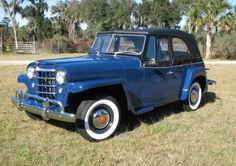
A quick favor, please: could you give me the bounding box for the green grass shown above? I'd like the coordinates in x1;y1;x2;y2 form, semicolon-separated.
0;64;236;165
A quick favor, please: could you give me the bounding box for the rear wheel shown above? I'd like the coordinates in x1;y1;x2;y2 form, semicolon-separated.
183;82;202;111
75;96;120;141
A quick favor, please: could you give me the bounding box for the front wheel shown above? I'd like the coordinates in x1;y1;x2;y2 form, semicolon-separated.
183;82;202;111
75;96;120;141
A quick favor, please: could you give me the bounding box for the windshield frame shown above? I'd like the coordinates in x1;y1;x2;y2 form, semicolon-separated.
90;33;147;56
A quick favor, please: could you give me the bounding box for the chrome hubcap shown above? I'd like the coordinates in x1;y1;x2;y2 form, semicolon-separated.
190;87;199;104
92;108;110;129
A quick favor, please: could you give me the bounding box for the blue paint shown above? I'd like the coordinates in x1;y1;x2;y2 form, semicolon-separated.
15;30;208;115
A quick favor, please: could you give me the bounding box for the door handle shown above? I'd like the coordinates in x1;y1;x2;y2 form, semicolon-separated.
166;71;174;75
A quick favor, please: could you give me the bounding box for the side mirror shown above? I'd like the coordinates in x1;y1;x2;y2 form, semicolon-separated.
144;58;156;67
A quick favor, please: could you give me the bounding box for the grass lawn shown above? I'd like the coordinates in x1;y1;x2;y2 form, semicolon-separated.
0;64;236;165
0;53;85;61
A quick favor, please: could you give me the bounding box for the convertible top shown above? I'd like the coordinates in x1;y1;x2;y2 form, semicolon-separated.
99;29;191;38
99;29;201;58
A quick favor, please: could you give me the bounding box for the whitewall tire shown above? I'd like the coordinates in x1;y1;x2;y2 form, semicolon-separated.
183;82;202;111
76;96;120;141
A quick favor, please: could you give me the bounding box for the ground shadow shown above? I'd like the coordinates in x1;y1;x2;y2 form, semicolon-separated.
46;92;217;135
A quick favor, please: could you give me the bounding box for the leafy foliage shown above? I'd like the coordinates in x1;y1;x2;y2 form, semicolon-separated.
213;31;236;59
21;0;53;41
0;0;235;58
51;0;80;41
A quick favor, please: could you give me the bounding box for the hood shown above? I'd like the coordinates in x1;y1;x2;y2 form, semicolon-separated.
34;54;141;82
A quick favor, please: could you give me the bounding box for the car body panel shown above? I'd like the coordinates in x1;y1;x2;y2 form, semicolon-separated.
12;29;210;122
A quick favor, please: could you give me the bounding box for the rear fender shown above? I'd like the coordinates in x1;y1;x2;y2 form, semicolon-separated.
180;67;206;101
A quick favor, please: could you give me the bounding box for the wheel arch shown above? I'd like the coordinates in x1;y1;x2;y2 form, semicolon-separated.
180;67;207;101
193;76;207;92
66;84;130;113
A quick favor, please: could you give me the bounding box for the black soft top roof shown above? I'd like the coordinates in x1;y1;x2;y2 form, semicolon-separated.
99;29;201;57
99;28;191;38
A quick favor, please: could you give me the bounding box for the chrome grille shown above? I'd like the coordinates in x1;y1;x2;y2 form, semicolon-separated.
35;69;57;99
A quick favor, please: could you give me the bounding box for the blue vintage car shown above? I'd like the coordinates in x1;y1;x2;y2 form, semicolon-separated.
12;29;215;141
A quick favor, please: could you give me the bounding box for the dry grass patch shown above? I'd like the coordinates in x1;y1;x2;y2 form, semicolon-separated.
0;53;84;61
0;64;236;165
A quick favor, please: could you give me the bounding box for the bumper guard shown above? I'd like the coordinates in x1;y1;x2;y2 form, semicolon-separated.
11;90;75;123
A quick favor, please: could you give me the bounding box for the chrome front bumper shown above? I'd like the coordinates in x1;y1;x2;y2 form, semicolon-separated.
11;90;75;123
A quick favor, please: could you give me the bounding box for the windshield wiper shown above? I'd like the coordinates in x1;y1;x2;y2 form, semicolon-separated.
114;51;139;56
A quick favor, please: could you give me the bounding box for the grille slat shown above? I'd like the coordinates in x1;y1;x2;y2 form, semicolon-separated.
35;69;57;99
36;91;57;95
35;76;56;80
35;84;56;87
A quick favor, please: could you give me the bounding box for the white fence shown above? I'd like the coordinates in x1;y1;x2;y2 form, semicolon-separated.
0;40;92;54
16;42;60;54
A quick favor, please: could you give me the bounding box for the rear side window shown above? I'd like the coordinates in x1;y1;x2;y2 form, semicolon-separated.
172;38;190;57
157;38;171;62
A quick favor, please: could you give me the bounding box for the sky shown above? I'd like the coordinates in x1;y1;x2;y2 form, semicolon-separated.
0;0;235;28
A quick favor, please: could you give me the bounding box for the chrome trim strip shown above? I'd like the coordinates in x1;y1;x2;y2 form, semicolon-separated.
106;33;114;53
36;91;57;95
142;61;204;69
35;84;56;87
112;34;146;55
36;67;56;72
11;90;75;123
35;76;56;80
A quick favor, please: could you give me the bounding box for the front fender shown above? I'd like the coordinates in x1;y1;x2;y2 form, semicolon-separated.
18;74;36;95
67;77;123;93
180;67;206;101
66;77;135;112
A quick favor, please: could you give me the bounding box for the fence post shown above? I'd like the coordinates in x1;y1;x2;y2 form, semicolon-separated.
42;41;44;53
58;41;60;53
34;41;36;54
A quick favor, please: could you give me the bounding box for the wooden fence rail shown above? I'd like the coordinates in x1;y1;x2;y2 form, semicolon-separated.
1;39;92;54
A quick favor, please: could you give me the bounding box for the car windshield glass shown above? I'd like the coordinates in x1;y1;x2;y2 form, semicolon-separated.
90;34;146;55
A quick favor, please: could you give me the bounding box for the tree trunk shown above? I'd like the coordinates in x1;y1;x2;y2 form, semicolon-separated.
195;25;199;33
11;17;18;49
205;32;212;59
187;21;192;34
205;22;215;59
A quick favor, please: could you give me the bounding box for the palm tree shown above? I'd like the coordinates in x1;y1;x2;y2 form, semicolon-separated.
187;0;234;58
187;3;203;33
0;0;23;49
201;0;232;58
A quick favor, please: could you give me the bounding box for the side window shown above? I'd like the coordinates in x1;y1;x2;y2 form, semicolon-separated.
146;36;155;61
172;38;190;57
156;38;171;65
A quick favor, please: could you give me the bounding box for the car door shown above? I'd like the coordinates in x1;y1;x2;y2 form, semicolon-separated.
171;37;193;99
143;36;178;105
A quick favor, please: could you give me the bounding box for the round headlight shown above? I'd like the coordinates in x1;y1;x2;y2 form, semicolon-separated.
56;71;66;84
27;66;35;79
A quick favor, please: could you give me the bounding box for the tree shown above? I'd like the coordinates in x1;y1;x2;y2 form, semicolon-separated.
108;0;135;29
187;3;203;33
137;0;181;28
136;0;151;28
0;0;23;49
21;0;53;41
201;0;233;58
1;17;10;26
51;0;80;41
186;0;235;58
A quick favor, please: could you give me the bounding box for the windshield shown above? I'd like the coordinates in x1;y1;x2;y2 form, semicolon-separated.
90;34;146;55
